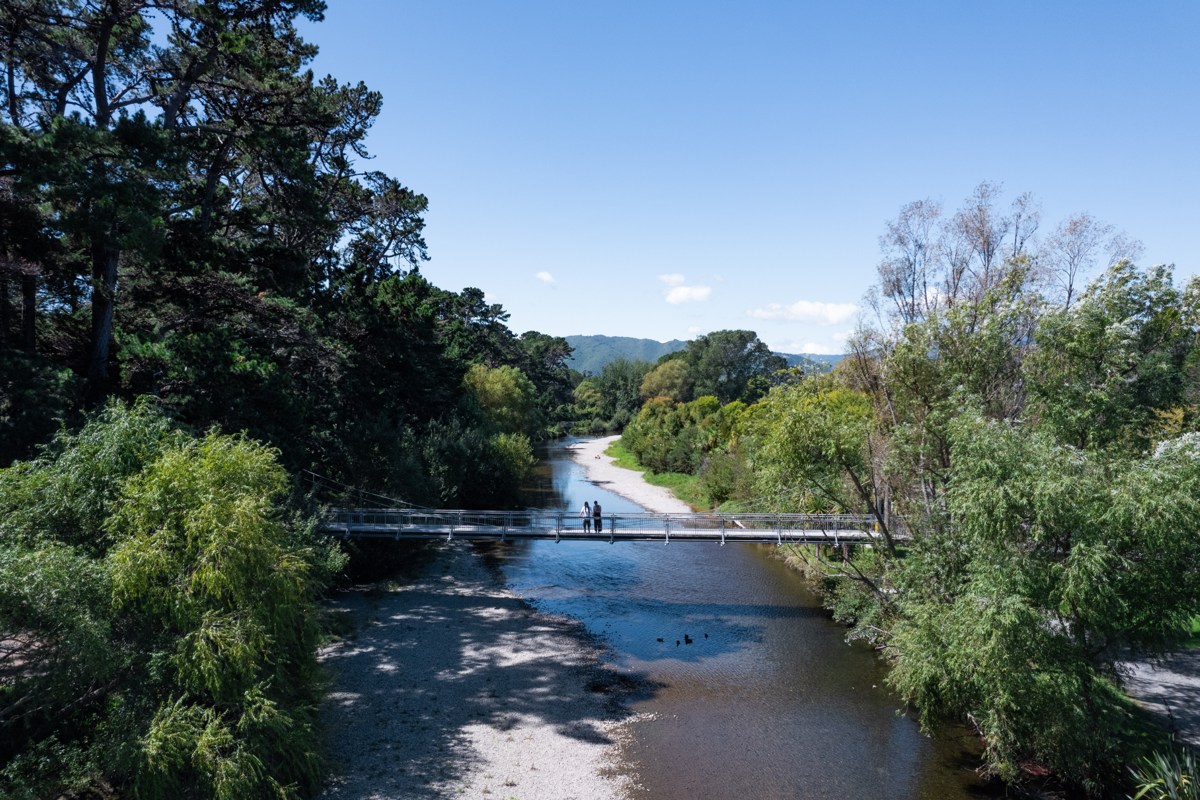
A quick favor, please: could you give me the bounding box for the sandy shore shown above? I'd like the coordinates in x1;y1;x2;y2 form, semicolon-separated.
567;435;692;513
317;542;643;800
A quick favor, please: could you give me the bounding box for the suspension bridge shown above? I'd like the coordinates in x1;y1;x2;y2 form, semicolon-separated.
320;507;906;547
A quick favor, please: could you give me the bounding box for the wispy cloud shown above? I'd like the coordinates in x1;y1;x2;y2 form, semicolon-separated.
687;326;704;334
535;271;556;285
801;342;837;355
712;273;726;283
747;300;858;325
657;273;686;287
666;285;711;304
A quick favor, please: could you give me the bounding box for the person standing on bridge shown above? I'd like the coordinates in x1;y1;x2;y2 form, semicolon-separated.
593;500;602;533
580;501;592;532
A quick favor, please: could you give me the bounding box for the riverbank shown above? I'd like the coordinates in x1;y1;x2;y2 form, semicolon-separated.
567;435;692;514
317;541;641;799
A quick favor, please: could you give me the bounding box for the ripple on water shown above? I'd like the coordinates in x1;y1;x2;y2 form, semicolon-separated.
495;437;996;800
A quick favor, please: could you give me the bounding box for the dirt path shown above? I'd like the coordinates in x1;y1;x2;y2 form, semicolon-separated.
317;542;641;800
567;435;692;514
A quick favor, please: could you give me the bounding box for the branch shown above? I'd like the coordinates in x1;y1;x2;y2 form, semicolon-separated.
843;462;899;558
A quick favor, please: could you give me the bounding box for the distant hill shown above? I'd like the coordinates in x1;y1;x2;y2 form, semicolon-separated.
777;352;844;372
565;334;842;375
565;335;688;374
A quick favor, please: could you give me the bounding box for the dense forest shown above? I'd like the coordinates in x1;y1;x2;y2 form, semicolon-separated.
618;184;1200;795
0;2;583;797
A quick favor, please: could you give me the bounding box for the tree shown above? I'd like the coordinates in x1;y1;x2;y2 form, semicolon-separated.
889;413;1200;788
640;358;693;402
463;363;540;436
1027;262;1197;451
0;402;331;798
685;330;785;404
1039;212;1144;309
593;357;652;420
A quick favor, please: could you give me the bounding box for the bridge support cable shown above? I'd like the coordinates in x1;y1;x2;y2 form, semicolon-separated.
321;508;908;545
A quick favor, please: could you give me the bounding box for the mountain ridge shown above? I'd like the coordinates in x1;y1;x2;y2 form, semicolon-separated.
564;334;841;374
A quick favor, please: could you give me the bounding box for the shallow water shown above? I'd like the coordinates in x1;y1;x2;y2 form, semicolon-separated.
488;436;994;799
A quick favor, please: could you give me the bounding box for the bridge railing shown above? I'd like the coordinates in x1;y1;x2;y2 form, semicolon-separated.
324;508;907;540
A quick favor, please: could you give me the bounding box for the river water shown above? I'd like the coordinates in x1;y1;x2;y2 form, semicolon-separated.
489;436;993;799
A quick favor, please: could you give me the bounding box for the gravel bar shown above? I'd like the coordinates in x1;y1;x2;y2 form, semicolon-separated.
317;541;644;799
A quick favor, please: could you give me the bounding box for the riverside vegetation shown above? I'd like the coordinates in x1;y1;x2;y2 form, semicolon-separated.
0;3;580;797
0;2;1195;795
616;187;1200;797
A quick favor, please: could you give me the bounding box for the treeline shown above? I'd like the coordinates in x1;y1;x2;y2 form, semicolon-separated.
0;0;576;509
619;185;1200;794
571;329;784;433
0;3;573;797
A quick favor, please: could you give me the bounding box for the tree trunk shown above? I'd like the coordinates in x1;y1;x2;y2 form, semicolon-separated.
86;245;119;401
0;270;9;344
20;272;34;352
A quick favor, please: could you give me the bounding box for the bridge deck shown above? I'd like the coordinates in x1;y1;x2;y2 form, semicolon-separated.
322;509;905;546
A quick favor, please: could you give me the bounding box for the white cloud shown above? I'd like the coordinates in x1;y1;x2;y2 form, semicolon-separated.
831;329;851;342
658;273;686;287
666;285;711;304
747;300;858;325
801;342;837;355
535;271;556;285
687;326;704;334
484;292;498;303
712;273;726;283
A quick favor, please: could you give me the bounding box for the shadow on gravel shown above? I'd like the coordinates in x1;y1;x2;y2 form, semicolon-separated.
1124;648;1200;749
318;542;662;799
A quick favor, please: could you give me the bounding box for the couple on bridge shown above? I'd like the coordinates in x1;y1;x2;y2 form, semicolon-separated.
579;501;603;533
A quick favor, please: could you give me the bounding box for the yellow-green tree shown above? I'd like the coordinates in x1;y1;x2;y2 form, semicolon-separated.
464;363;540;435
639;359;693;402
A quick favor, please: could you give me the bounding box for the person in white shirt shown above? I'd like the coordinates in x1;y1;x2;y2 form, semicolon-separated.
580;501;592;532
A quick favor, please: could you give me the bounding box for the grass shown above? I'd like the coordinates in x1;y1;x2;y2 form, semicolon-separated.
603;440;712;510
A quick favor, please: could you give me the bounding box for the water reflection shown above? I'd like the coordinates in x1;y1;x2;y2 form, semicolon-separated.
491;436;995;800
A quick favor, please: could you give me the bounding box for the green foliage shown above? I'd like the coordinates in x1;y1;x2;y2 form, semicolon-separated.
0;399;174;553
684;330;786;404
640;358;694;402
0;403;326;799
602;441;708;509
1130;748;1200;799
573;380;605;419
490;432;536;483
463;363;542;436
1028;262;1199;452
0;350;82;467
755;380;873;509
620;395;746;483
888;414;1200;788
593;357;653;421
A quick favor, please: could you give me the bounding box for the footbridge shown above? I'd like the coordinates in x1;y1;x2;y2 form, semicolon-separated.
321;508;907;547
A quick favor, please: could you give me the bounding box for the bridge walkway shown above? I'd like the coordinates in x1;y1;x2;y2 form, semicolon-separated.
322;509;905;547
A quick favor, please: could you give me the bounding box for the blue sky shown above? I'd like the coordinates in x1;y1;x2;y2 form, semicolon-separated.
298;2;1199;354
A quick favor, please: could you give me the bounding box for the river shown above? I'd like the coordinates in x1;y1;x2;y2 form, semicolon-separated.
481;436;994;799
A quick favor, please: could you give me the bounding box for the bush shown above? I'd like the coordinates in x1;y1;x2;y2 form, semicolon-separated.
0;401;328;799
420;416;528;508
699;450;749;506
